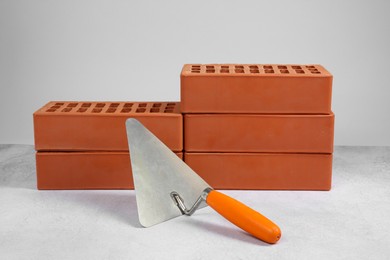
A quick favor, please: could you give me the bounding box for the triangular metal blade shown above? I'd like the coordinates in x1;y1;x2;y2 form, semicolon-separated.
126;118;211;227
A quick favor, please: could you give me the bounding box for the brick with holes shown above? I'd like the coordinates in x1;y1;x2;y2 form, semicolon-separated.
181;64;333;114
34;101;182;151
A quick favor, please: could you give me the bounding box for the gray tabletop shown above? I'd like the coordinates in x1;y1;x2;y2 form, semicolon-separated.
1;145;389;259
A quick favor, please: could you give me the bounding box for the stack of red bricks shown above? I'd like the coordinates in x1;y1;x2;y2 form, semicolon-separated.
34;102;183;189
181;64;334;190
34;64;334;190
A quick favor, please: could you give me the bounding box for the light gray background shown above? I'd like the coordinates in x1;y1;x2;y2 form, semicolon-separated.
1;0;389;145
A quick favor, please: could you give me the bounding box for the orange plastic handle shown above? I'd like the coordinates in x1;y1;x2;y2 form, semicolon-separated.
206;190;281;244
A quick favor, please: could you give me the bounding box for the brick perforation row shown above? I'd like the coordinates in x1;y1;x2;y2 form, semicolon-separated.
45;102;176;114
189;65;321;74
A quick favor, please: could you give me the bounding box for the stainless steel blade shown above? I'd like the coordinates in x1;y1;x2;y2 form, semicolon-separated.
126;118;211;227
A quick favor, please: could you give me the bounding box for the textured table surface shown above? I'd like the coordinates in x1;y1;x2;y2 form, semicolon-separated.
1;145;390;259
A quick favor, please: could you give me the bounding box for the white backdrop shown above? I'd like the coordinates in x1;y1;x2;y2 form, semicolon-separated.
1;0;389;146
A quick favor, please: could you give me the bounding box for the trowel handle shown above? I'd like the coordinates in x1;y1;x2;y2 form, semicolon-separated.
206;190;281;244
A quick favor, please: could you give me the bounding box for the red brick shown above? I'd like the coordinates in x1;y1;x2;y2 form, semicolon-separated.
34;101;182;152
185;152;332;190
184;113;334;153
181;64;332;114
36;152;183;190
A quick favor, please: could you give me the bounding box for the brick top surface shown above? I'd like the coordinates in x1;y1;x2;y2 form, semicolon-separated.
181;64;331;76
34;102;181;116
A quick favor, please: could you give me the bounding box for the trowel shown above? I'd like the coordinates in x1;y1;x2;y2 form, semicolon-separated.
126;118;281;244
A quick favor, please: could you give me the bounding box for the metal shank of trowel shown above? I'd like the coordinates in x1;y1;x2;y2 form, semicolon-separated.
170;188;213;216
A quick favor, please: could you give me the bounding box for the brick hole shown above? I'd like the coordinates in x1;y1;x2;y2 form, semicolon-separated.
138;103;147;107
264;65;273;69
106;108;116;113
235;69;244;73
92;108;102;113
123;103;133;108
250;70;259;73
67;103;78;107
220;69;229;73
62;108;72;112
311;71;321;74
96;103;105;108
265;69;274;73
121;108;131;113
295;69;305;74
206;69;215;73
167;103;176;106
221;65;229;69
192;65;201;68
153;103;162;107
206;65;214;69
46;108;56;112
109;103;119;107
136;108;146;113
280;69;289;74
81;103;91;107
191;70;200;73
249;65;258;69
77;108;87;112
292;66;302;69
51;105;61;109
235;65;244;69
164;109;174;113
55;103;64;106
308;68;320;73
278;65;287;69
150;108;160;113
306;66;316;69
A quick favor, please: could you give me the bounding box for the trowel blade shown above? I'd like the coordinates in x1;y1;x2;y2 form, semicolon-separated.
126;118;211;227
